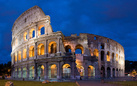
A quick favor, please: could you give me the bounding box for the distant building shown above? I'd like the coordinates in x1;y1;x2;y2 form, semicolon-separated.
11;6;125;80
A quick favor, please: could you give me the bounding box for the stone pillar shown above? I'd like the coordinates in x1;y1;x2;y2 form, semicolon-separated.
21;50;23;62
45;40;48;57
44;62;48;80
57;37;61;56
34;61;38;80
84;63;88;79
71;61;75;79
21;67;23;78
111;67;113;77
27;65;29;79
17;68;18;78
27;45;29;60
34;42;37;59
57;62;61;79
35;23;38;38
27;30;30;40
105;66;107;78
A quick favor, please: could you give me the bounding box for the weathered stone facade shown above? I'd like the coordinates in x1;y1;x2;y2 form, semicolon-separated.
11;6;125;80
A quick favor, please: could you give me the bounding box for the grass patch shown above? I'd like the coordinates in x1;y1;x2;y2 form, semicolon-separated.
107;81;137;86
0;80;77;86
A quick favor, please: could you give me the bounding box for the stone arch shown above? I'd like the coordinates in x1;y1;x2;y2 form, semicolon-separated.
93;49;99;57
23;67;27;78
29;66;34;79
48;64;57;79
18;51;21;61
23;49;27;59
75;44;84;54
62;64;71;78
65;45;71;53
48;41;57;54
88;65;95;77
38;25;45;35
106;51;110;61
29;28;35;38
101;66;105;78
29;46;34;57
38;43;44;55
23;32;27;41
77;65;84;76
107;67;111;78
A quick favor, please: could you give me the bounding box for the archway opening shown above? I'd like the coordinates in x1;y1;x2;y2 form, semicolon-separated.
38;44;44;55
29;29;35;38
23;67;27;78
101;51;104;61
37;65;44;80
112;53;114;62
15;68;17;78
77;65;84;76
23;49;27;59
48;41;57;54
29;66;34;79
18;68;21;78
63;64;71;78
65;45;71;53
107;67;111;78
93;49;99;57
75;44;84;54
101;66;105;78
18;51;21;61
88;65;95;77
15;53;17;62
107;51;110;61
113;68;115;77
29;46;34;57
38;25;45;35
49;64;57;79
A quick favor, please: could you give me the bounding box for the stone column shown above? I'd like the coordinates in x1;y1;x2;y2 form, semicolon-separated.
34;42;37;59
84;63;88;79
57;37;61;56
27;45;29;60
105;66;107;78
21;67;23;78
27;65;29;79
45;40;48;57
17;68;18;78
34;62;38;80
57;62;61;79
45;62;48;80
71;61;75;79
111;67;113;77
21;49;23;62
27;30;30;40
35;23;38;38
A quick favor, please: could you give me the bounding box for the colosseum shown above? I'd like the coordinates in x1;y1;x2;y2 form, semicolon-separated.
11;6;125;80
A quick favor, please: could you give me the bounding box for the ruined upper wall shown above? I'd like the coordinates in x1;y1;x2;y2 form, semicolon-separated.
12;6;48;34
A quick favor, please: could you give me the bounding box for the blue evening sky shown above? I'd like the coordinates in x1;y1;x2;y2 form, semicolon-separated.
0;0;137;63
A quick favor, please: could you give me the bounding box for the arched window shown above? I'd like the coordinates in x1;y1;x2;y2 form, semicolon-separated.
29;66;34;79
107;67;111;78
88;65;95;77
38;44;44;55
49;64;57;79
116;54;118;62
29;29;35;38
107;51;110;61
23;32;27;41
23;49;27;59
18;68;21;78
48;41;57;54
37;65;44;80
63;64;71;78
65;45;71;53
23;67;27;78
38;25;45;35
18;51;21;61
15;53;17;62
29;46;34;57
93;49;99;57
101;51;104;61
75;44;84;54
77;65;84;76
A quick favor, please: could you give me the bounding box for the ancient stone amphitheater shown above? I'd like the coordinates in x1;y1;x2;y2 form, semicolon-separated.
11;6;125;80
